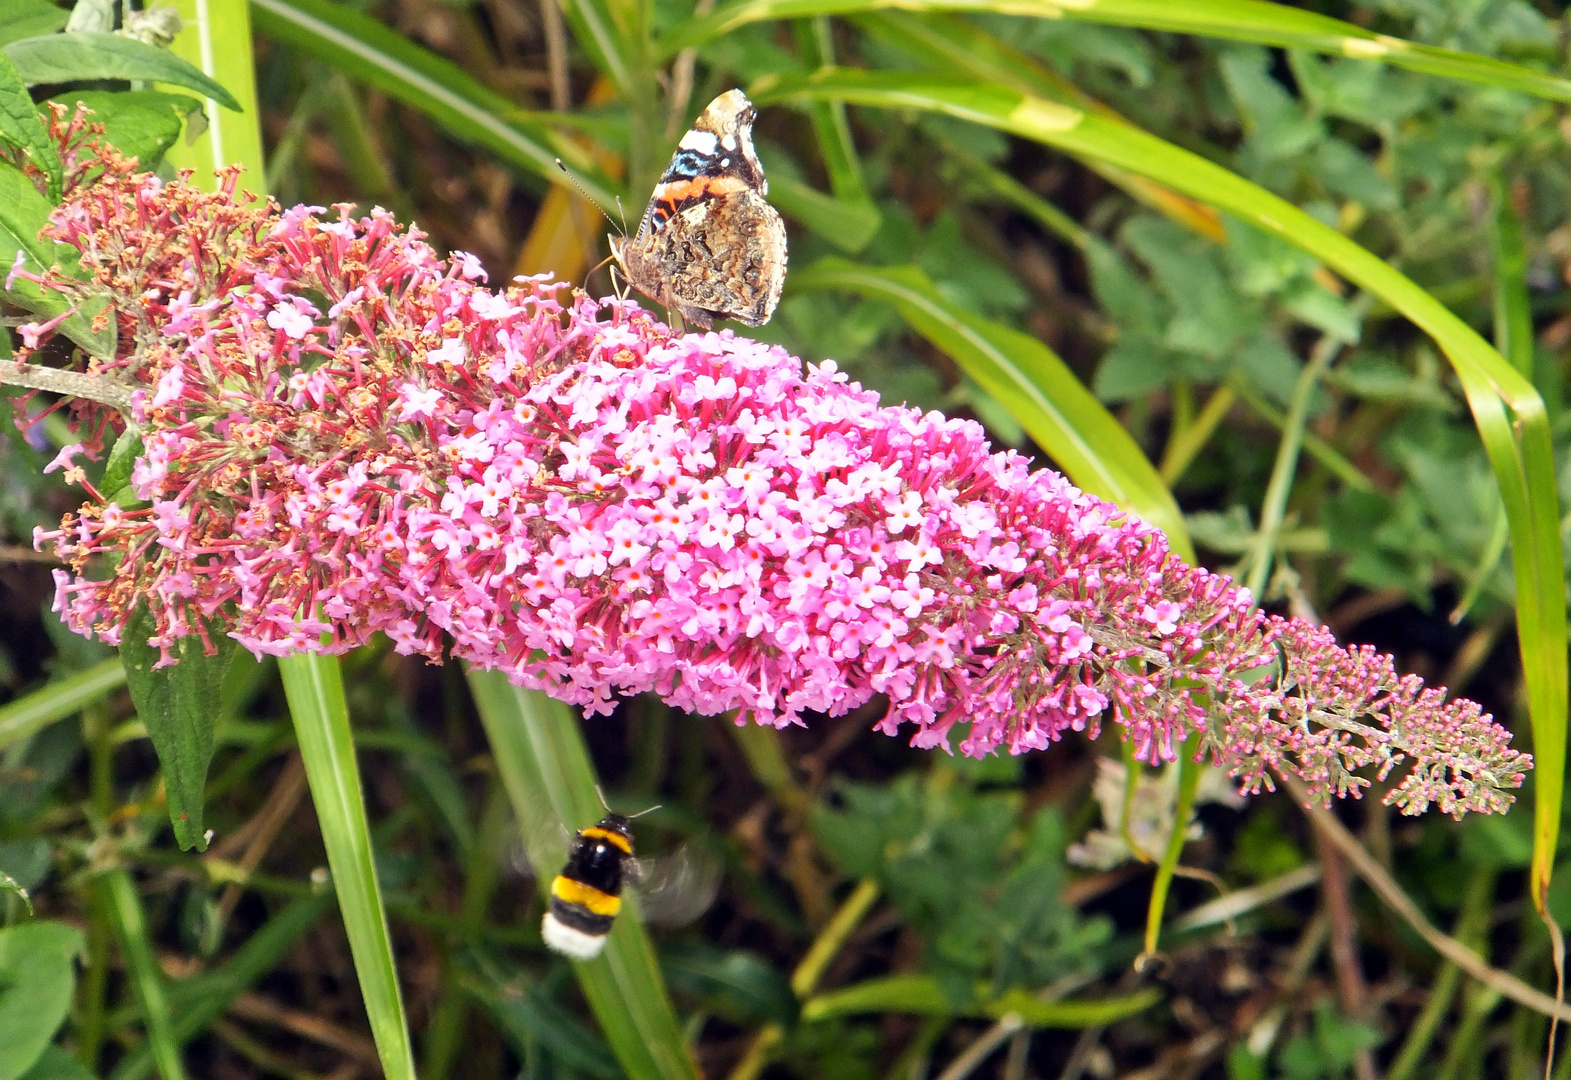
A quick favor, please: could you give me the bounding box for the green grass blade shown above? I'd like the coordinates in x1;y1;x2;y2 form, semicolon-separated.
1143;735;1203;957
279;653;417;1080
664;0;1571;106
0;659;125;752
104;870;186;1080
110;893;335;1080
755;69;1566;902
1492;180;1533;379
554;0;637;102
790;17;879;251
467;667;699;1080
840;11;1231;240
248;0;618;207
159;0;266;199
789;257;1191;559
802;972;1162;1026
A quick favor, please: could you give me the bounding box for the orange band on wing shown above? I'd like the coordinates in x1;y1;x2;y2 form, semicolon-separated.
579;827;633;853
654;176;748;203
552;875;623;916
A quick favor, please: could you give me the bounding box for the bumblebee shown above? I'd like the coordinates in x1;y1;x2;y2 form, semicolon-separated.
535;799;719;960
543;813;639;959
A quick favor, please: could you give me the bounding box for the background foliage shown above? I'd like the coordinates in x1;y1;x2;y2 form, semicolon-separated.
5;0;1571;1078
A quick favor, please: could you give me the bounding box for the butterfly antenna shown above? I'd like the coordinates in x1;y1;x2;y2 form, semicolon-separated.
594;784;612;813
615;195;631;238
554;158;616;231
627;803;663;820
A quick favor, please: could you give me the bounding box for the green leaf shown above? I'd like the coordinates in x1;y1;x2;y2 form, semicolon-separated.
661;942;797;1026
0;921;84;1080
49;91;199;170
119;606;236;852
0;659;126;754
754;68;1566;904
3;33;239;111
0;51;62;200
99;426;145;508
467;669;699;1080
0;162;115;357
17;1047;97;1080
461;963;622;1079
789;257;1191;558
664;0;1571;107
0;869;30;917
0;2;67;51
766;173;880;252
248;0;617;209
278;653;417;1080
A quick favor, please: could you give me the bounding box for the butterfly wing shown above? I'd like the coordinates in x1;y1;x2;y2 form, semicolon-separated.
613;90;787;328
639;191;787;329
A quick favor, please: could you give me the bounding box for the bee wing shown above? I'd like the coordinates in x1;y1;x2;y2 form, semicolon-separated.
631;843;722;928
507;814;575;882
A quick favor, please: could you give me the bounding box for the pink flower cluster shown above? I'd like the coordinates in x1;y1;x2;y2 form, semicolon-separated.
17;157;1528;817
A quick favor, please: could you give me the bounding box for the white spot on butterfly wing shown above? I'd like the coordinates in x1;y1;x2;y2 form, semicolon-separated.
679;129;719;155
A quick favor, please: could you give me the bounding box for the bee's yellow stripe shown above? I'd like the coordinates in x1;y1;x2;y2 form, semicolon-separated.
579;827;633;854
552;875;622;917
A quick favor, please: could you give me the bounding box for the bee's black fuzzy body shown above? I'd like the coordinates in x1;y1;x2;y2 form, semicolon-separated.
542;814;634;959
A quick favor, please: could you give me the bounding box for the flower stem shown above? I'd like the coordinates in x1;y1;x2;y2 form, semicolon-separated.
1243;328;1346;600
0;360;131;410
1141;732;1202;959
729;878;883;1080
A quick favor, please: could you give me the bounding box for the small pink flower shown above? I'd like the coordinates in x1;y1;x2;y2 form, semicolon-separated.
150;365;185;408
396;382;443;420
266;299;317;339
44;442;86;474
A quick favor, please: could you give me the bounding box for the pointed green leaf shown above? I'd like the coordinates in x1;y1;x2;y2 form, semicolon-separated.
790;257;1190;557
3;33;240;111
119;605;238;852
0;921;84;1080
0;2;67;50
99;426;145;508
17;1046;97;1080
0;51;61;200
0;868;30;917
